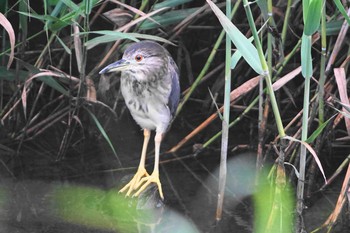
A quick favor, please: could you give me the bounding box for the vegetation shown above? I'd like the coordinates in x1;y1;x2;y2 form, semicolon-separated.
0;0;349;232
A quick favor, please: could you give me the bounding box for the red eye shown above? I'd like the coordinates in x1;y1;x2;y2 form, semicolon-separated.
135;54;143;62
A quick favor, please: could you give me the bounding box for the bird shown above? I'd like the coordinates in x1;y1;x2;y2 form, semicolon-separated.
99;40;180;200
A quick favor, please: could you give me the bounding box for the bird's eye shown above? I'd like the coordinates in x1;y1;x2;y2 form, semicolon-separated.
135;54;143;62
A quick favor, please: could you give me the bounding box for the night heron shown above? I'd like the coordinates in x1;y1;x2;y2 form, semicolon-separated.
99;40;180;200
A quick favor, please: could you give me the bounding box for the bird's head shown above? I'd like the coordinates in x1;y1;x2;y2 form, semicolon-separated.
99;41;169;82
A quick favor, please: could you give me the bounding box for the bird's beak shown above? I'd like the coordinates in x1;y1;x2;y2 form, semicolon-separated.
99;59;130;74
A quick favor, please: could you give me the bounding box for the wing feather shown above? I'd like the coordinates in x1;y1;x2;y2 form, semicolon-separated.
167;57;180;117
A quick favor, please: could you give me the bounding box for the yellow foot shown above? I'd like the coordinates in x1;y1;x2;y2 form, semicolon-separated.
133;171;164;200
119;167;149;197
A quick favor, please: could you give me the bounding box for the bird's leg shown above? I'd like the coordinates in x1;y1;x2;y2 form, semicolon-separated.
119;129;151;196
133;132;164;199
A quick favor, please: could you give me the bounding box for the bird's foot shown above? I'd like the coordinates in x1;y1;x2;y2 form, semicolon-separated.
119;167;149;197
133;170;164;200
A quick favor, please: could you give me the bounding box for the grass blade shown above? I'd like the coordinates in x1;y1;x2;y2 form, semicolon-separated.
60;0;84;17
84;33;139;50
84;31;174;50
333;0;350;26
154;0;193;9
0;12;15;69
206;0;263;74
301;34;312;77
334;67;350;135
139;8;199;30
55;35;71;54
304;0;322;35
85;107;121;166
284;136;327;184
272;66;301;91
305;116;334;144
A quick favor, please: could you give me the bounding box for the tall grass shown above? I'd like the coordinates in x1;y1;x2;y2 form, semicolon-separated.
1;0;350;232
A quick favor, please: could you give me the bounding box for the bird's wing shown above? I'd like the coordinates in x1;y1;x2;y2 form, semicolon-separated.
168;58;180;117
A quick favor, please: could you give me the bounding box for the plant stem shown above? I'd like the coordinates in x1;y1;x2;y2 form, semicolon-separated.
201;38;302;151
216;0;231;221
318;3;327;125
202;96;259;149
242;0;285;137
281;0;292;46
297;74;310;225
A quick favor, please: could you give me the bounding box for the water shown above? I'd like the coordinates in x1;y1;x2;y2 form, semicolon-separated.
0;110;347;232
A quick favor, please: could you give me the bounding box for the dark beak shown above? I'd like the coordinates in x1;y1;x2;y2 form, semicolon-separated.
99;59;130;74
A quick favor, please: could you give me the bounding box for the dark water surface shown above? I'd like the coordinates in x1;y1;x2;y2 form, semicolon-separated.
0;111;347;233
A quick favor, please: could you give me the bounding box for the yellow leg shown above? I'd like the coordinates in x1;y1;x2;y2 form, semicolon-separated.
119;129;151;196
133;132;164;199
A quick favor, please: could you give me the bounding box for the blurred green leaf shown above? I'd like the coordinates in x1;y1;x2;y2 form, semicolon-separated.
254;172;294;233
154;0;193;9
304;0;322;35
139;8;199;30
53;185;138;232
206;0;263;74
52;184;200;233
301;34;312;78
333;0;350;26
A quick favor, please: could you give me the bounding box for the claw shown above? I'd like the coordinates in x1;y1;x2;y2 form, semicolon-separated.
133;171;164;200
119;167;150;196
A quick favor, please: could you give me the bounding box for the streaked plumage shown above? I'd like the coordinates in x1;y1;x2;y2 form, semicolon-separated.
99;41;180;199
